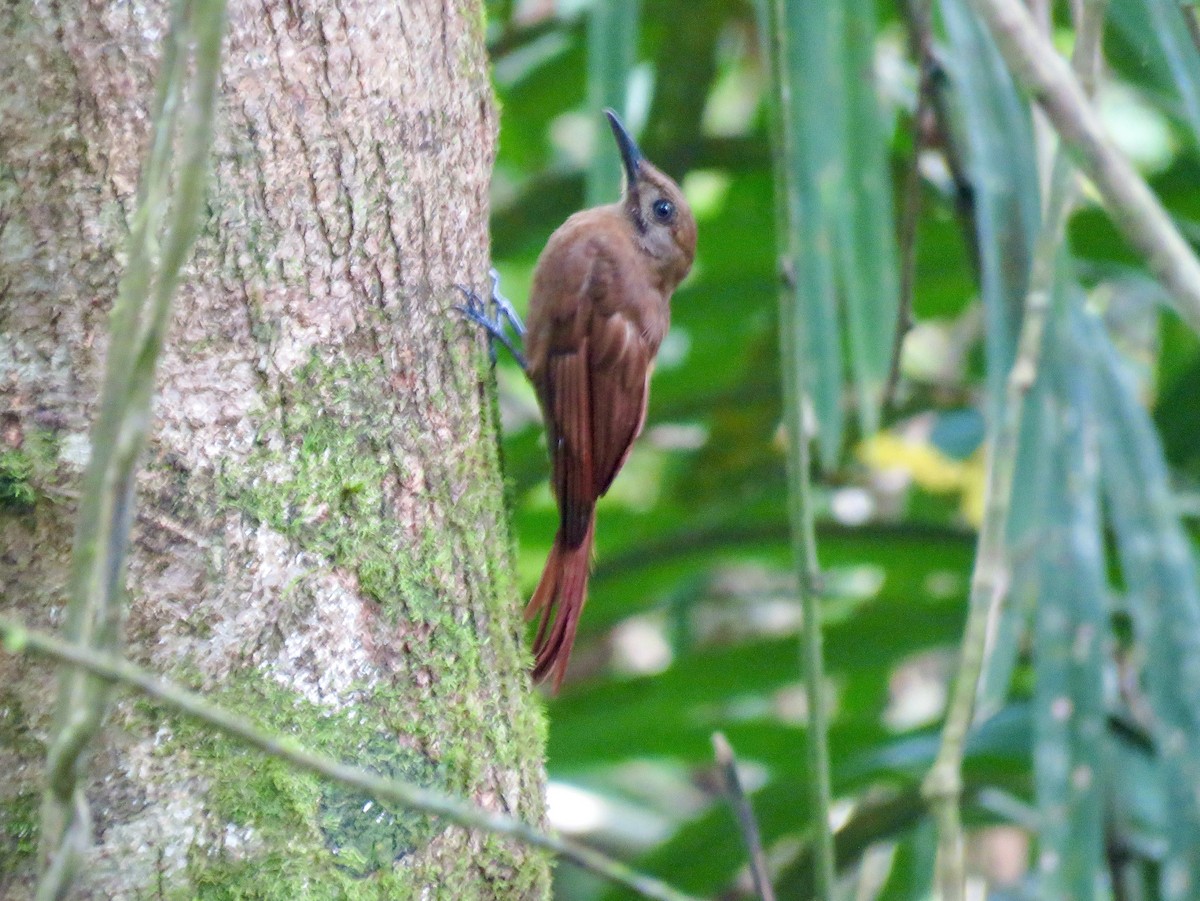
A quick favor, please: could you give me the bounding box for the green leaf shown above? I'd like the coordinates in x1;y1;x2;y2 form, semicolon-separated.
580;517;975;658
838;0;900;437
1108;0;1200;146
1032;306;1110;901
587;0;642;207
1087;307;1200;900
878;819;939;900
757;0;846;468
939;0;1040;415
548;581;969;768
938;0;1049;735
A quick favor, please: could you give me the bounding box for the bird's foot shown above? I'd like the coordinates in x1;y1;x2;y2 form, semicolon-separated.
455;268;528;370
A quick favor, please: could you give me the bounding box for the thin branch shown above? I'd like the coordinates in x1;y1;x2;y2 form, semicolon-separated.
887;0;988;415
488;14;579;59
905;0;980;278
921;2;1108;897
712;733;775;901
885;0;935;413
967;0;1200;335
37;3;226;897
1182;2;1200;56
0;616;707;901
1071;0;1107;96
755;0;837;893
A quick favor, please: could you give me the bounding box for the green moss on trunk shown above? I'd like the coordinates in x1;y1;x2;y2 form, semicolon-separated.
180;347;547;897
0;429;60;513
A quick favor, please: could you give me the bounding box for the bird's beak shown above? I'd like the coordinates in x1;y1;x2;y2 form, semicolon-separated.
604;108;643;188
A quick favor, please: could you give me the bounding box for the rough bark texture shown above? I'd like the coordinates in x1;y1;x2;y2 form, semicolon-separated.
0;1;550;897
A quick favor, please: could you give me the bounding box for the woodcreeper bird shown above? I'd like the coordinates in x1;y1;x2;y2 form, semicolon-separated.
459;109;696;690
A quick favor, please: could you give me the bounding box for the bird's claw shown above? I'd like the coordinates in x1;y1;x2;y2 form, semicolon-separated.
454;268;528;370
488;268;526;337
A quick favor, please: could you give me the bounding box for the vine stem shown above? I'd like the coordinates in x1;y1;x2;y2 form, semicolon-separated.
922;2;1107;896
2;616;706;901
754;0;837;893
713;732;776;901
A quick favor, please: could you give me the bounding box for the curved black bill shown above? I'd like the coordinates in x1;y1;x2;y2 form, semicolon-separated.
604;108;643;186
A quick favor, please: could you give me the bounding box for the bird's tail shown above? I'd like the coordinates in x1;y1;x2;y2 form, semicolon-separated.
525;515;596;691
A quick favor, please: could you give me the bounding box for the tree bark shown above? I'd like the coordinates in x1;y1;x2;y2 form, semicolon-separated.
0;1;549;897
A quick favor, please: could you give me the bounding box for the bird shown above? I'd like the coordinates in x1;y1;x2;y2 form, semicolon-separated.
459;109;696;690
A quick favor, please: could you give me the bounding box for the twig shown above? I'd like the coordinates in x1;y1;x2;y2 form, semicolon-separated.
37;3;226;898
755;0;837;894
1182;2;1200;56
903;0;980;278
0;615;707;901
712;733;775;901
885;0;935;413
921;2;1107;897
967;0;1200;335
1072;0;1107;97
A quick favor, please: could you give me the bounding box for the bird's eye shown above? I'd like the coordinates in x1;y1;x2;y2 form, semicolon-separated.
652;199;675;223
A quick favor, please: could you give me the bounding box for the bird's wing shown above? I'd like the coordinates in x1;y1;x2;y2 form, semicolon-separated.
533;234;651;548
588;306;651;499
542;341;595;549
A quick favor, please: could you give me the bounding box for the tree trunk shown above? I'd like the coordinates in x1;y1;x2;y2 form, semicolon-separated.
0;1;550;897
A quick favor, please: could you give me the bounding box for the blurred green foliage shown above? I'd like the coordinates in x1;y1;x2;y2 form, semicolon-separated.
484;1;1200;898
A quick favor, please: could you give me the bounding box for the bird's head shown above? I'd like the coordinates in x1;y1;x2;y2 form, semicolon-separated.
605;109;697;290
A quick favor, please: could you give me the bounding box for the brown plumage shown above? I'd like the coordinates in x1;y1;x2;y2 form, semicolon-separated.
523;110;697;690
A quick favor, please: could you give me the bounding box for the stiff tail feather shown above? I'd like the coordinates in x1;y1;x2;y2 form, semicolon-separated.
525;515;596;691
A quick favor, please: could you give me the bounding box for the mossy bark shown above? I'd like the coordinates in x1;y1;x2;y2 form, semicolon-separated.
0;1;550;898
